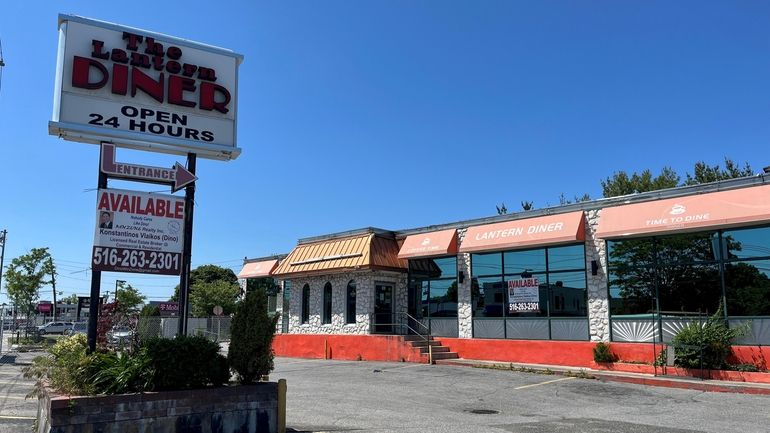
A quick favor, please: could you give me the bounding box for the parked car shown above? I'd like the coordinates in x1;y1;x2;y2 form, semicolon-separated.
37;322;74;335
64;322;88;336
107;326;133;345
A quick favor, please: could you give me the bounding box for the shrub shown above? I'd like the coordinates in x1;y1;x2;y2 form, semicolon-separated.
24;334;95;396
672;307;748;370
88;350;154;394
144;335;230;390
593;342;617;363
229;287;279;384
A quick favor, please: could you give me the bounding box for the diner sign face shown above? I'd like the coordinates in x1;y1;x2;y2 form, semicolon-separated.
92;188;185;275
50;15;243;160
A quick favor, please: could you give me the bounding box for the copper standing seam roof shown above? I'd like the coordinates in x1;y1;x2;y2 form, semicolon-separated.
272;233;407;277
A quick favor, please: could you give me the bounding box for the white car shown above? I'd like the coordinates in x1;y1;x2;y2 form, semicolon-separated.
37;322;74;335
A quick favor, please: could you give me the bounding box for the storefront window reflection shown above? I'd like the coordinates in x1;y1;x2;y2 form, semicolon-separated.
608;226;770;344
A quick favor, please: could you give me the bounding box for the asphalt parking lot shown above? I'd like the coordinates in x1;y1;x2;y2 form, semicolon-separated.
272;357;770;433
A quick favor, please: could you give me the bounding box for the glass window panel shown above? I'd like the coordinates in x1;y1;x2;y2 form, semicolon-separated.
725;261;770;316
346;280;357;324
409;259;443;279
433;257;457;278
607;239;655;270
547;244;585;271
420;280;430;318
426;279;458;317
472;277;505;317
472;253;502;277
504;249;546;275
548;271;587;317
657;263;721;316
657;232;719;265
608;268;655;317
301;284;310;324
322;283;332;324
723;226;770;260
504;275;547;317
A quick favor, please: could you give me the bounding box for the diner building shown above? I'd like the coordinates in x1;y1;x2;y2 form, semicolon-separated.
240;176;770;366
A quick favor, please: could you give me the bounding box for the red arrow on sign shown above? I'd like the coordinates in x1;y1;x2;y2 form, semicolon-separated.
100;144;198;192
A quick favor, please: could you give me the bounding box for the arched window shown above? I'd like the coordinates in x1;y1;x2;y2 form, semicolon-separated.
322;282;333;324
301;284;310;324
346;280;357;324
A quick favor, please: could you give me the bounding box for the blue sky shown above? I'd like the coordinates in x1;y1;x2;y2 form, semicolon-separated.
1;1;769;303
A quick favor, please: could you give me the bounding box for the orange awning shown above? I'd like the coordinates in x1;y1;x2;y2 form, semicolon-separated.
238;259;279;279
596;184;770;238
398;229;458;259
459;211;586;253
273;233;406;277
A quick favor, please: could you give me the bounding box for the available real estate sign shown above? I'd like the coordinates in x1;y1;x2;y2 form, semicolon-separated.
508;277;540;312
92;188;184;275
50;15;243;160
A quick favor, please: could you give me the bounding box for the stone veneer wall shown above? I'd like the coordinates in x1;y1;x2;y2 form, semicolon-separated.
286;270;407;335
585;209;610;342
456;228;473;338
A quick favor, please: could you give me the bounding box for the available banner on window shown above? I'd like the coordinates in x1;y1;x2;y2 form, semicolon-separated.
508;277;540;312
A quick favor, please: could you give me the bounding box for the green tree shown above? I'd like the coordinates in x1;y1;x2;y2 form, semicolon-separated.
684;158;753;185
170;264;238;301
190;280;240;317
4;248;54;318
115;282;146;313
228;287;278;384
61;294;79;304
140;304;161;317
601;167;680;198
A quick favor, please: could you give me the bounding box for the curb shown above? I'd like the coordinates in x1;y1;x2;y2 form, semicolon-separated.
435;359;770;395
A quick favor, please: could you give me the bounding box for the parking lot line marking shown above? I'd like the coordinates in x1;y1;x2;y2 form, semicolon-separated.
0;396;29;400
514;376;576;390
0;415;35;420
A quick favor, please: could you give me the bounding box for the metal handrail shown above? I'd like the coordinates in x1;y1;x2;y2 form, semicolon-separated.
371;312;430;340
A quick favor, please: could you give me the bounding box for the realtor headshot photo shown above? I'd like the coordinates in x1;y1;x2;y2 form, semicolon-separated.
99;211;113;229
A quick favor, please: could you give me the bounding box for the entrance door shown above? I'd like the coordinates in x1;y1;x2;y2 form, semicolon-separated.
374;284;393;334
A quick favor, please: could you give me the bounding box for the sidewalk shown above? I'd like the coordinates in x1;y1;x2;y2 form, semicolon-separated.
436;358;770;395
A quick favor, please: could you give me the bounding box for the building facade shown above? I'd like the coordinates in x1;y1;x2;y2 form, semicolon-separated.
241;177;770;348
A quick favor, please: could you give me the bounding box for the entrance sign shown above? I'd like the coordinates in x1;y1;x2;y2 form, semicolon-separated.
92;188;184;275
100;143;197;192
508;278;540;312
50;15;243;161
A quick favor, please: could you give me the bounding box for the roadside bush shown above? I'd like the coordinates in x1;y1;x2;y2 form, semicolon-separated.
593;342;617;363
229;287;279;384
144;335;230;390
672;306;748;370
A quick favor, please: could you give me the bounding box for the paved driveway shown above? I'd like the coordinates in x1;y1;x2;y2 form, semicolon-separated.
272;357;770;433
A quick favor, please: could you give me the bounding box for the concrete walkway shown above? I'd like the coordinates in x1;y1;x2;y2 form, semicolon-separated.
436;358;770;395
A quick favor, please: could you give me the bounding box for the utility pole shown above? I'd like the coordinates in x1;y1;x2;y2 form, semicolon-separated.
0;230;6;294
49;257;58;321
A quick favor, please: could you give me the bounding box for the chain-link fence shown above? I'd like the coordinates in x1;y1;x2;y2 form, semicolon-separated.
136;316;232;342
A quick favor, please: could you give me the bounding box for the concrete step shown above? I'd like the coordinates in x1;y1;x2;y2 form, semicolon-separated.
419;346;450;354
422;351;459;360
409;340;442;348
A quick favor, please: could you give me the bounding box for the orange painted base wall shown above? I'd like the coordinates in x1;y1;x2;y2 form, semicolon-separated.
272;334;425;363
272;334;770;370
439;338;770;368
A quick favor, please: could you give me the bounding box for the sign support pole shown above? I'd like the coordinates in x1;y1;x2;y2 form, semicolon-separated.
87;145;109;353
177;153;197;337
